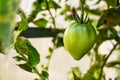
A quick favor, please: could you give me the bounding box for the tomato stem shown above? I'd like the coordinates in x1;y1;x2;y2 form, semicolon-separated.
80;0;84;24
72;0;89;24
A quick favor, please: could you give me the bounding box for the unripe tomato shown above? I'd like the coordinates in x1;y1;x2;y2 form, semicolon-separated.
63;22;96;60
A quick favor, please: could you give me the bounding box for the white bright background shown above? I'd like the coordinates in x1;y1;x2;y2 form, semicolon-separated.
0;0;119;80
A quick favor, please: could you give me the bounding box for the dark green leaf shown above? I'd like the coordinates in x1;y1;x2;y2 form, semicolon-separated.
72;67;81;78
106;61;120;67
108;28;118;40
41;71;49;78
48;47;53;53
55;37;64;48
42;13;47;16
27;0;44;22
33;18;48;28
84;6;101;15
72;67;81;80
34;78;40;80
48;1;61;9
46;55;51;60
68;67;81;80
27;43;40;67
18;63;32;72
97;8;120;28
15;37;40;67
13;56;24;61
34;78;39;80
72;71;81;80
96;28;117;44
83;64;99;80
105;0;116;7
65;14;73;21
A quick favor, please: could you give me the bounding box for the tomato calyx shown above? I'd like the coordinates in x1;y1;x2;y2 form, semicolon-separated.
72;0;89;24
72;7;89;24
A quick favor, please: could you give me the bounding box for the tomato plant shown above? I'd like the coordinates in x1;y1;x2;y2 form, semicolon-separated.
0;0;120;80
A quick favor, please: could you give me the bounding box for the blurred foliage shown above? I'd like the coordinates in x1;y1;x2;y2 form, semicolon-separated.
68;67;82;80
0;0;19;53
0;0;120;80
33;18;48;28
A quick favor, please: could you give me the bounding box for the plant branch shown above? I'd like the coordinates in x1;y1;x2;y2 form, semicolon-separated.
33;67;48;80
45;0;56;28
94;42;101;61
98;41;119;80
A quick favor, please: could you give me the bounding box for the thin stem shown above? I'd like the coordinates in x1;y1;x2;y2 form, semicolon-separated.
80;0;84;23
98;41;119;80
46;46;56;71
94;42;101;62
33;67;48;80
45;0;56;28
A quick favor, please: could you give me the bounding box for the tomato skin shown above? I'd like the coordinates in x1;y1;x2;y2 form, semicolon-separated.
63;22;96;60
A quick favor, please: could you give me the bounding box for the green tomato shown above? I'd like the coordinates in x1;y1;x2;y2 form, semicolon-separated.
63;22;96;60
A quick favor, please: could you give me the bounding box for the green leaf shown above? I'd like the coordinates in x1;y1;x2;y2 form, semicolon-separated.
34;78;40;80
105;0;116;7
46;55;51;60
15;37;40;67
41;0;61;9
13;56;24;61
48;47;53;53
48;0;61;9
72;71;81;80
41;71;49;78
27;0;44;22
65;14;73;21
27;43;40;67
55;37;64;48
60;4;70;15
68;67;81;80
17;8;28;31
18;63;32;72
33;18;48;28
97;8;120;28
83;64;98;80
106;61;120;68
72;67;81;78
15;37;31;55
84;6;101;15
